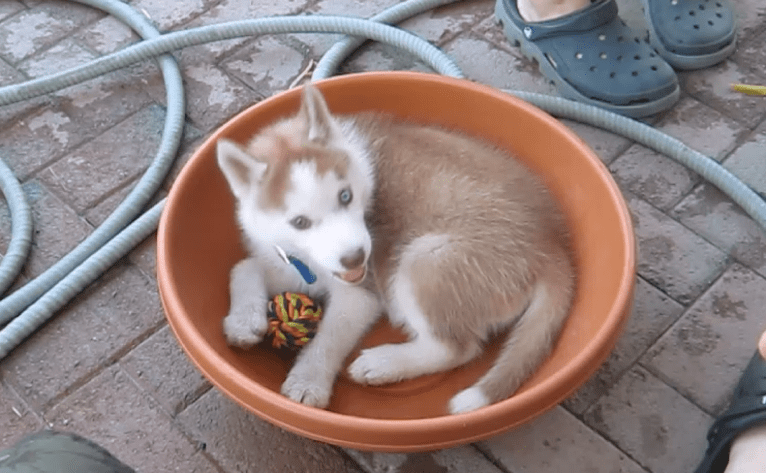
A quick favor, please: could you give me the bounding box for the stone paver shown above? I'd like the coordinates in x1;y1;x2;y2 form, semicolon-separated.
564;276;685;414
0;107;87;180
38;105;165;213
582;366;712;473
479;406;646;473
15;180;92;279
181;62;261;130
558;118;633;165
609;97;746;211
73;15;139;55
346;445;503;473
0;2;101;64
45;365;219;473
680;60;766;129
0;381;43;448
610;144;701;211
16;38;96;78
220;36;311;97
120;325;211;416
177;388;363;473
1;265;164;412
400;0;493;46
1;0;765;472
627;193;730;305
129;0;218;31
722;132;766;196
178;0;310;64
0;59;47;129
672;182;766;278
642;263;766;414
444;34;557;95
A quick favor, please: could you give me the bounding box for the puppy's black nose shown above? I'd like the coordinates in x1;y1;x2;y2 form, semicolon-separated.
340;248;365;270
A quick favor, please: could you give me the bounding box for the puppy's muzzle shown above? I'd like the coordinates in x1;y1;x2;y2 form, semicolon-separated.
335;248;367;284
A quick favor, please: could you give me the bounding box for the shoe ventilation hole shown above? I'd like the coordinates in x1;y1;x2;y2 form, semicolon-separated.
609;72;616;78
631;71;638;76
600;52;607;59
716;2;722;6
699;4;705;9
689;10;696;16
694;24;700;29
634;54;641;60
671;0;678;4
651;65;658;71
598;34;606;41
675;15;681;20
716;12;722;17
589;65;597;71
709;20;714;25
616;55;623;61
617;35;625;42
575;52;583;59
649;52;656;57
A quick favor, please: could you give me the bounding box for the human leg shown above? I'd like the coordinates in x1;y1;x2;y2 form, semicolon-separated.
495;0;679;117
696;330;766;473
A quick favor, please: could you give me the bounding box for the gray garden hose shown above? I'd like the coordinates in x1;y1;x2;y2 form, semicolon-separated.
511;90;766;231
0;158;32;297
0;0;764;360
311;0;458;80
0;14;463;107
0;1;466;358
0;0;185;341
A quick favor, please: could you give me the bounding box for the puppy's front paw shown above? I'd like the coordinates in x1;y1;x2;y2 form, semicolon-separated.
347;345;404;385
281;371;332;408
222;305;267;348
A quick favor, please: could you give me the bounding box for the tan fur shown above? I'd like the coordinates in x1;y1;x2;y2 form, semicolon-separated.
357;114;575;402
218;84;575;413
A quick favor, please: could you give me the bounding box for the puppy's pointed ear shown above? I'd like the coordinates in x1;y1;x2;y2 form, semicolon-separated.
298;83;337;144
216;138;267;199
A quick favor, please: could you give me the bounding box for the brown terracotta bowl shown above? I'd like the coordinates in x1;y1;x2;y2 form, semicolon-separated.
157;71;635;452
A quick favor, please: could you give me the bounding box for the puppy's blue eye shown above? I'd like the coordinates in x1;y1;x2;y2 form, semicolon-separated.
339;188;353;205
291;216;312;230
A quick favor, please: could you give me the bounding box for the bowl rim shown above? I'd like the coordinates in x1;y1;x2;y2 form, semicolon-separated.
157;71;636;451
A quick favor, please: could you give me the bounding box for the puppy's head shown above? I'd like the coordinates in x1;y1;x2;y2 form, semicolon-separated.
217;84;373;284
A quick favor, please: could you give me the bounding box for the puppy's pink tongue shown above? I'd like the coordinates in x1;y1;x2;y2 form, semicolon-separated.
342;267;365;283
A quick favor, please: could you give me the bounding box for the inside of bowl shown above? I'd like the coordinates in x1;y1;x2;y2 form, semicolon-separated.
161;74;633;422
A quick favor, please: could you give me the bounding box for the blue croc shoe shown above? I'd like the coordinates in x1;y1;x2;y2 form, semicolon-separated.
694;351;766;473
495;0;680;118
643;0;736;70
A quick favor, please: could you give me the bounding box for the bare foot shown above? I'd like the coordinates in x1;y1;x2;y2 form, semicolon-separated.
516;0;591;22
723;329;766;473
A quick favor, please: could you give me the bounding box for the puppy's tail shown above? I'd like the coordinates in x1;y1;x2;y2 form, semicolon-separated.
448;247;575;414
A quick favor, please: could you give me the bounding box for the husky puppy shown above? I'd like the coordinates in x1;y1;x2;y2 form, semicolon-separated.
216;84;575;414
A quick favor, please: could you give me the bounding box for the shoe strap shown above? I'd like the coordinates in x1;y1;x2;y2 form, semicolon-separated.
509;0;619;41
708;395;766;443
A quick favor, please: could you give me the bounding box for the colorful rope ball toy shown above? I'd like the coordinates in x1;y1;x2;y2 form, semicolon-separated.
266;292;323;350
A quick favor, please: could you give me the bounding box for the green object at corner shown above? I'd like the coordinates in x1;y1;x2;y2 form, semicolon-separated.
0;430;134;473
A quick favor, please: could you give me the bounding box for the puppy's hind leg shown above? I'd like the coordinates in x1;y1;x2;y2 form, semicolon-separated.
348;236;481;385
448;248;575;414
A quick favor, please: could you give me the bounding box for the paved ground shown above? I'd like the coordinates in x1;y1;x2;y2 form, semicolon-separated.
1;0;765;471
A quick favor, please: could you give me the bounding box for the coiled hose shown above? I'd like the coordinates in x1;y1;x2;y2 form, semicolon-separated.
0;0;763;360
